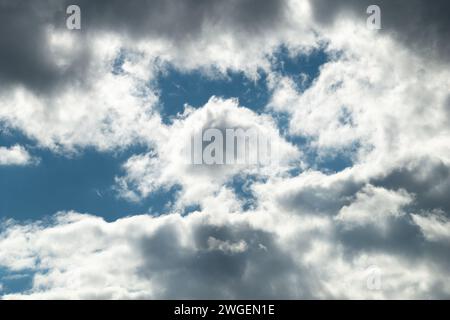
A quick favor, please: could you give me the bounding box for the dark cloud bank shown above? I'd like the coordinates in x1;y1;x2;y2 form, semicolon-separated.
311;0;450;62
1;0;448;93
0;0;286;93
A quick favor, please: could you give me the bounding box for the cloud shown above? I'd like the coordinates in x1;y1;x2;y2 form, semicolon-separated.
0;0;93;93
1;201;449;299
412;213;450;244
0;0;318;153
253;169;362;216
0;0;449;299
0;211;320;299
69;0;288;40
372;158;450;214
0;0;312;94
0;42;162;152
0;145;37;166
115;97;301;207
336;185;412;230
310;0;450;63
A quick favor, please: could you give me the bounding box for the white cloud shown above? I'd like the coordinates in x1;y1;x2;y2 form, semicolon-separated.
0;210;320;299
1;206;449;299
0;145;36;166
207;237;248;254
115;97;301;207
336;185;412;229
268;21;450;180
412;212;450;244
0;36;163;152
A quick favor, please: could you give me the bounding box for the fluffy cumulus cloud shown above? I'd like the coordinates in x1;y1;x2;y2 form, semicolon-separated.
336;185;412;229
115;96;301;206
0;145;36;166
1;0;450;299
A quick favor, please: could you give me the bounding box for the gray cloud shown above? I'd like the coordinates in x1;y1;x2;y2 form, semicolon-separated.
137;223;318;299
0;0;93;93
336;213;450;299
278;178;362;215
4;0;448;94
69;0;286;39
2;0;448;93
372;157;450;215
0;0;287;93
337;215;425;266
310;0;450;62
0;0;61;91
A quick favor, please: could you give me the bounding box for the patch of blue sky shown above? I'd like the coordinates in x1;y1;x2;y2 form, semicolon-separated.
226;174;263;212
269;45;329;91
155;66;270;124
181;204;202;216
0;267;34;295
309;147;356;173
286;133;356;175
146;184;182;216
154;46;330;124
112;48;126;75
0;123;34;149
0;128;176;222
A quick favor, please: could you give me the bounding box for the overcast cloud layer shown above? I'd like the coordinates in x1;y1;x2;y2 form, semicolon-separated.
0;0;449;299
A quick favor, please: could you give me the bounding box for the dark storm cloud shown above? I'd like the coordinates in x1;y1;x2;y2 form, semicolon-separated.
278;178;362;215
329;157;450;298
137;222;319;299
0;0;63;91
336;213;450;299
0;0;287;93
445;95;450;124
372;157;450;215
337;215;425;261
1;0;448;93
310;0;450;62
67;0;286;39
0;0;94;93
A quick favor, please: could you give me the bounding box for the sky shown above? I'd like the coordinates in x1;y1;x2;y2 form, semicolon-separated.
0;0;449;299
